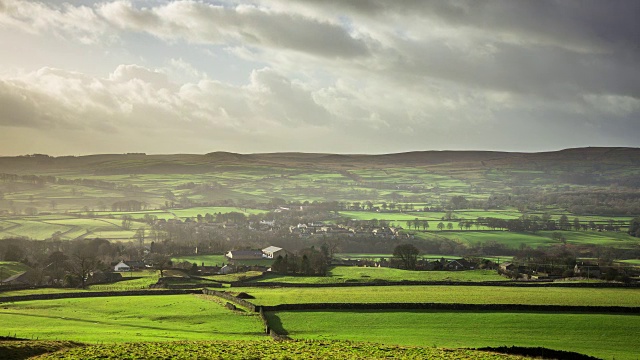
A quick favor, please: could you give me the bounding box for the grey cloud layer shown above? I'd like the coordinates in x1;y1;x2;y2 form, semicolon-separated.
0;0;638;154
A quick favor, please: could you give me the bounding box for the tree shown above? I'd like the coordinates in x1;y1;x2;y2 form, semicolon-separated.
437;222;445;231
134;227;145;246
421;220;429;231
393;244;419;270
446;222;453;230
559;215;570;230
552;232;566;244
66;245;98;289
629;217;640;237
573;218;581;231
121;215;133;230
150;253;172;277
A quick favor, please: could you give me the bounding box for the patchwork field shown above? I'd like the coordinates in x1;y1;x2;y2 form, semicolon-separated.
0;295;265;342
254;267;508;284
0;261;31;279
234;285;640;307
266;310;640;360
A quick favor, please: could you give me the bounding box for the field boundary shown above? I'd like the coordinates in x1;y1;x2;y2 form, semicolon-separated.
201;288;290;340
232;280;640;288
0;289;200;303
261;302;640;314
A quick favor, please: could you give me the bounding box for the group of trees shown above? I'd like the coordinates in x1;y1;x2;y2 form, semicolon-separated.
629;217;640;237
271;246;329;275
0;237;169;288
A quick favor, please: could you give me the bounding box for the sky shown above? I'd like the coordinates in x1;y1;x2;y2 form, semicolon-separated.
0;0;638;156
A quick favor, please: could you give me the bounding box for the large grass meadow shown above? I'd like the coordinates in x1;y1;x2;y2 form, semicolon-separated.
234;285;640;307
0;295;265;342
266;310;640;360
254;267;508;284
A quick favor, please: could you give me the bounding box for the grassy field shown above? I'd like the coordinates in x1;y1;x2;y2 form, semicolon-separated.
254;267;507;284
15;340;529;360
0;261;31;280
172;255;228;267
234;285;640;307
205;271;264;283
0;294;264;342
267;310;640;360
618;259;640;266
413;230;640;249
172;255;273;267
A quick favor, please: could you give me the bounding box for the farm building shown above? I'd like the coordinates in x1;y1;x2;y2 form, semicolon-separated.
262;246;288;259
225;250;263;260
219;265;236;274
445;259;476;271
114;261;131;272
574;262;601;278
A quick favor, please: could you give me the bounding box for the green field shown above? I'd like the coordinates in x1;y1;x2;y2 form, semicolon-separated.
413;230;640;249
16;340;528;360
267;310;640;360
172;255;273;267
0;261;31;280
255;267;507;284
172;255;228;267
0;295;264;342
234;285;640;307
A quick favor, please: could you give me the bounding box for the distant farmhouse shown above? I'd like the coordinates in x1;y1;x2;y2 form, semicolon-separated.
114;261;131;272
225;246;289;260
114;260;145;272
262;246;288;259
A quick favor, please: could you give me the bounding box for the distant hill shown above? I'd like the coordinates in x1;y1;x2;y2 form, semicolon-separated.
0;147;638;175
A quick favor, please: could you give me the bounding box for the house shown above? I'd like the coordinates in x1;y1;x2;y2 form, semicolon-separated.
219;265;236;274
126;260;146;270
499;262;515;272
114;261;131;272
445;258;476;271
262;246;287;259
574;262;601;278
225;250;264;260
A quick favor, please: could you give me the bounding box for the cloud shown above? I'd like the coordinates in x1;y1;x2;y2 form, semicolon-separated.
0;1;638;154
97;0;369;58
0;0;107;44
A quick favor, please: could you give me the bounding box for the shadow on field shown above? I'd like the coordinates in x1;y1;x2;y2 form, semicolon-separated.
264;312;288;335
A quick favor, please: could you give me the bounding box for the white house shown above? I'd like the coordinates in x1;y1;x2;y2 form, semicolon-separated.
262;246;287;259
114;261;131;272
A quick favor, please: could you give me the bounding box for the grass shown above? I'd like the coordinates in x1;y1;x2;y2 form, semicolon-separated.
0;288;87;297
267;310;640;360
170;206;269;218
205;271;264;283
172;255;228;267
87;277;160;291
0;261;31;280
0;294;265;342
618;259;640;266
22;340;529;360
254;267;507;284
172;255;273;267
234;285;640;307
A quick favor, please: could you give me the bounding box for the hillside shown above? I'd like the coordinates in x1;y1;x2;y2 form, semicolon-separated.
0;147;638;175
